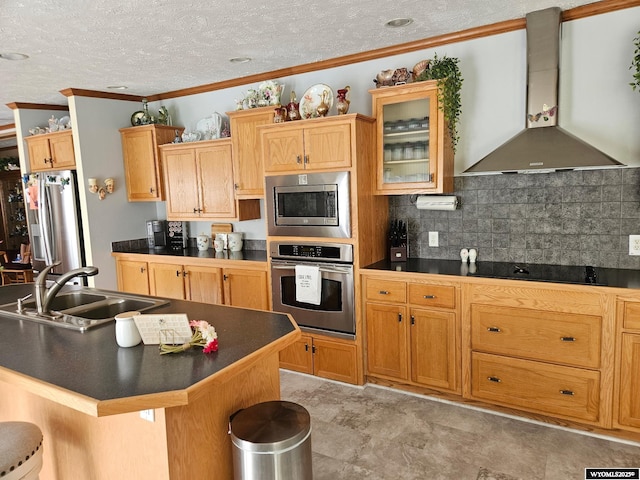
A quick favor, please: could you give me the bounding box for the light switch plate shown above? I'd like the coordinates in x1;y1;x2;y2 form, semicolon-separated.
630;235;640;255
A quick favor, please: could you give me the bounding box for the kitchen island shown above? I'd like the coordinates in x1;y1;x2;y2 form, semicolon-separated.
0;283;300;479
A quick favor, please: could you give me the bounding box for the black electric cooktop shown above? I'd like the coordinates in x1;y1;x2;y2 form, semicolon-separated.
364;258;640;289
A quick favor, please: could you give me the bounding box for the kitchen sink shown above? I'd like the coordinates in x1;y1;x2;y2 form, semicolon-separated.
0;290;169;331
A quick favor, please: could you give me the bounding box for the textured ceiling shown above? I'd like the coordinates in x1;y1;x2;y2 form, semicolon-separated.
0;0;601;148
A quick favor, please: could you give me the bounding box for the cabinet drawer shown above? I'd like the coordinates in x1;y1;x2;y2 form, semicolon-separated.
471;352;600;423
471;304;601;368
408;283;455;309
365;278;406;303
623;302;640;331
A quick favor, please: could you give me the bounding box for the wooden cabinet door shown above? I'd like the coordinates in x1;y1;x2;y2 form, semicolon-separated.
148;262;186;300
116;259;149;295
618;334;640;428
280;335;314;374
223;268;269;310
262;128;305;173
303;123;352;170
49;131;75;169
185;265;224;305
122;128;159;200
313;338;358;384
163;149;200;219
365;302;408;380
410;308;457;391
228;107;273;197
196;144;236;218
26;135;52;171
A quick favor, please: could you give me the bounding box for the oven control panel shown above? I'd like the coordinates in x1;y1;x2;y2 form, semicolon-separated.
270;242;353;263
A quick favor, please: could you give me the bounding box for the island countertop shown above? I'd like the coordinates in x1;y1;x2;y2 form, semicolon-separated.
0;283;300;417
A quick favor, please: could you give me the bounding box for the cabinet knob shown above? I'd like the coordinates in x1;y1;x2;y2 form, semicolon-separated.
398;313;402;323
487;326;501;333
378;290;389;295
559;389;575;396
149;187;155;194
193;207;198;213
176;270;181;277
304;155;309;164
487;376;501;383
223;274;228;281
234;183;239;190
140;267;145;273
410;315;415;325
423;295;436;299
560;336;576;342
296;155;302;164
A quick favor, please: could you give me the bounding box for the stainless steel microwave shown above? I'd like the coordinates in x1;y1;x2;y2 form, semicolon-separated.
265;171;351;238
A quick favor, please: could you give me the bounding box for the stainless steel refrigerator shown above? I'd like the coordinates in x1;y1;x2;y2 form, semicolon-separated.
24;170;86;279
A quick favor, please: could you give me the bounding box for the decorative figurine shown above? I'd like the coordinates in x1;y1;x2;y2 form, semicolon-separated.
315;90;330;117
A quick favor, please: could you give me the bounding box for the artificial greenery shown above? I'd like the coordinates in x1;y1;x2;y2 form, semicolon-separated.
415;53;463;152
631;30;640;91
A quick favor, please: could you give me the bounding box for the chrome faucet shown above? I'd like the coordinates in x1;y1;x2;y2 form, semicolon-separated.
34;262;99;314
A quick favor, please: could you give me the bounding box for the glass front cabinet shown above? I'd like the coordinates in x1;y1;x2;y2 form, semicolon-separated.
370;80;454;195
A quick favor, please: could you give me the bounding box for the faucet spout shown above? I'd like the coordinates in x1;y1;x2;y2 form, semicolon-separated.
34;262;99;314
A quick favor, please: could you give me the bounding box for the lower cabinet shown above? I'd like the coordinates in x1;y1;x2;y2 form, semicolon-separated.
115;259;150;295
363;275;460;393
617;334;640;429
114;255;268;309
279;334;359;385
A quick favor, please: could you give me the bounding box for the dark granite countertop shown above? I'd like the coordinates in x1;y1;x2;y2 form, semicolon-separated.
0;284;295;408
364;258;640;289
112;247;267;263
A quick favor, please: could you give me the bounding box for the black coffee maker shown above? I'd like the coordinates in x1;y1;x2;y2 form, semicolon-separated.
146;220;167;249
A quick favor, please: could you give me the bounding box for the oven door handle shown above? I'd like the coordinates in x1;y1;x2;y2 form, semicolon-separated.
271;264;352;274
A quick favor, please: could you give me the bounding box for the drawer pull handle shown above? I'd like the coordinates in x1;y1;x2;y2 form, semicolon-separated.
423;295;436;299
559;389;575;396
560;336;576;342
487;376;501;383
379;290;389;295
487;326;501;333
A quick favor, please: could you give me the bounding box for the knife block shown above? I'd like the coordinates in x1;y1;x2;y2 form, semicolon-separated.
390;246;407;261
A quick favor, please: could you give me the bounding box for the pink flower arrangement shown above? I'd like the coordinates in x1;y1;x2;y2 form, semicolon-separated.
159;320;218;355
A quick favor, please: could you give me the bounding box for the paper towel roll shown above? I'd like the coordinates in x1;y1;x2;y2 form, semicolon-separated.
415;195;458;211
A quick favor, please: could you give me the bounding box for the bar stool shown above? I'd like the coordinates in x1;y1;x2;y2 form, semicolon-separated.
0;422;43;480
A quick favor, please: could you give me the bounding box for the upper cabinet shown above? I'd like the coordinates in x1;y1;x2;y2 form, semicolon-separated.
370;81;453;195
160;138;260;222
120;124;181;202
260;116;353;174
227;106;275;198
25;130;75;172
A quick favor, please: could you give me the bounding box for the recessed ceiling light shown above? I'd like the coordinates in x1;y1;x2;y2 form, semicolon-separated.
385;18;413;28
0;52;29;61
229;57;252;64
107;86;128;90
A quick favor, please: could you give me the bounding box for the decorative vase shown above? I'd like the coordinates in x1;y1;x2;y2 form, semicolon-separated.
316;90;330;117
287;91;301;121
336;86;351;115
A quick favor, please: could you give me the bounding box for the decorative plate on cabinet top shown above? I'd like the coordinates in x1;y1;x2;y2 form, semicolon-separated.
299;84;333;119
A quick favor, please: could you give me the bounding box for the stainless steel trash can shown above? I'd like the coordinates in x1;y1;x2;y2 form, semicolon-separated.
230;400;312;480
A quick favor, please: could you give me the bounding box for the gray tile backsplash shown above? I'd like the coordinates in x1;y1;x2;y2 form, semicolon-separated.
389;167;640;269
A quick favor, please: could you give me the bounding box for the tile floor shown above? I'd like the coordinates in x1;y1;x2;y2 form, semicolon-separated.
279;370;640;480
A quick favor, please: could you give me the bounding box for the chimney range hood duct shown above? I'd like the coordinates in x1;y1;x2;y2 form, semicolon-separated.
464;7;624;174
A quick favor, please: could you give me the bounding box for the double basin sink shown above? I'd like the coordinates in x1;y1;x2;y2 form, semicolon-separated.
0;290;169;332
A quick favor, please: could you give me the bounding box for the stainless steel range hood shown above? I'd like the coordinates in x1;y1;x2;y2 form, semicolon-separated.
464;7;624;174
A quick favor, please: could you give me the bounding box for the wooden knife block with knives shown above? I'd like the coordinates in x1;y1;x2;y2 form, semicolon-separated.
389;219;407;261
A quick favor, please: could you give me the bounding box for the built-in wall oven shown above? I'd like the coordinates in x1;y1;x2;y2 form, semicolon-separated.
270;241;355;339
265;171;351;238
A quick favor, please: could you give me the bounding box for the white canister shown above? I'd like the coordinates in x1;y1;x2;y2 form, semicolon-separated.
213;236;225;252
197;233;210;251
228;232;243;252
115;311;142;347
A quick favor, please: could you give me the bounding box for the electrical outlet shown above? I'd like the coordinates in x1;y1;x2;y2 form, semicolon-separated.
629;235;640;255
140;409;155;422
428;231;439;247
